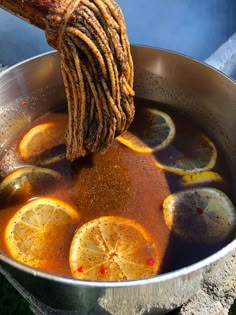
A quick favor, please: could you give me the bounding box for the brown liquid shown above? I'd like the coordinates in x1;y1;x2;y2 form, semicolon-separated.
0;98;234;277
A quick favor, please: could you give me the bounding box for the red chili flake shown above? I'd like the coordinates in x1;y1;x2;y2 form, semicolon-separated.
146;258;155;266
69;14;75;21
77;266;83;273
22;101;27;106
196;208;204;215
100;265;106;275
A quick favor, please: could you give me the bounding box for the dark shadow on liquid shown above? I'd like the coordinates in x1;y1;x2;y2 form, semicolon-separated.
159;232;232;274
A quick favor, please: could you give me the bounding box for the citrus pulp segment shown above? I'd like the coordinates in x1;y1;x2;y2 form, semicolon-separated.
69;216;159;281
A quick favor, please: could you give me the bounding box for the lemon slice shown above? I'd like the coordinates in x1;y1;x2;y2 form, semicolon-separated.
19;114;67;161
5;197;79;268
155;133;217;175
181;171;223;186
0;167;62;207
69;216;159;281
117;108;175;153
163;188;236;244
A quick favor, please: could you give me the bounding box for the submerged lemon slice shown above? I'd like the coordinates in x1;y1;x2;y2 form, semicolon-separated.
19;114;67;162
0;167;62;207
181;171;223;186
163;188;236;244
69;216;159;281
117;108;175;153
5;197;79;269
155;133;217;175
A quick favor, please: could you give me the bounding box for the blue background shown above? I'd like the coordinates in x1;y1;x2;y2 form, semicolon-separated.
0;0;236;65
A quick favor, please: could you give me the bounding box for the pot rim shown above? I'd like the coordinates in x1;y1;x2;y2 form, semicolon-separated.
0;47;235;288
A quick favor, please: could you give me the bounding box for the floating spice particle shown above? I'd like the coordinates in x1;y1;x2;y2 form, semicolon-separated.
22;101;27;106
196;208;204;215
100;265;106;275
78;266;83;273
146;258;155;266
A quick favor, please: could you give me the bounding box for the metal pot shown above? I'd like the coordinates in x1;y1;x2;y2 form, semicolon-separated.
0;41;236;314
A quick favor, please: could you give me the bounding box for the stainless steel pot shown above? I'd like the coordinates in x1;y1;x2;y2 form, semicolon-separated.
0;43;236;314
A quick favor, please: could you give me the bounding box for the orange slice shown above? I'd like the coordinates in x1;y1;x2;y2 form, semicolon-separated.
155;133;217;175
5;197;79;269
117;108;175;153
163;188;236;244
69;216;159;281
19;114;67;161
0;167;62;207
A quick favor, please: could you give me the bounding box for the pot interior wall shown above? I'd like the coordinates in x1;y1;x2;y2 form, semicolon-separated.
1;48;236;196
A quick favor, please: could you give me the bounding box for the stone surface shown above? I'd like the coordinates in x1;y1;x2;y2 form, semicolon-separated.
179;253;236;315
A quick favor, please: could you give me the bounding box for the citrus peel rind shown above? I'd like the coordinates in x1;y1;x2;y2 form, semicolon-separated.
181;171;223;186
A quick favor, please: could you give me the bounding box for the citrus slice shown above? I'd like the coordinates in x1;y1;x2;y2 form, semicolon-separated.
117;108;175;153
5;197;79;269
69;216;159;281
181;171;223;186
0;167;62;208
19;114;67;161
163;188;236;244
155;132;217;175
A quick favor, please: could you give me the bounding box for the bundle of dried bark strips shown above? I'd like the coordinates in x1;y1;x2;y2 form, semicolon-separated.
46;0;135;161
